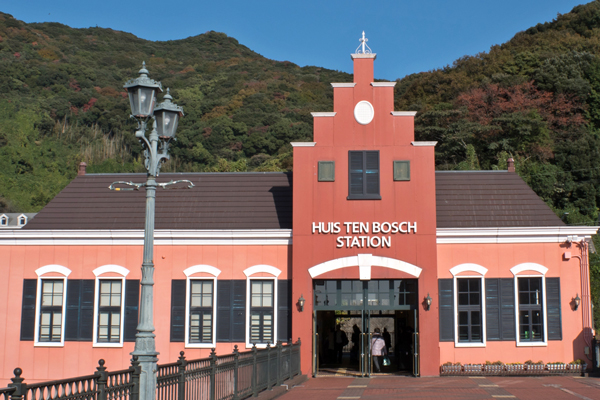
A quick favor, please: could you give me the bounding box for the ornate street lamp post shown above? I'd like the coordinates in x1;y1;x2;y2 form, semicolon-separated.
114;62;188;400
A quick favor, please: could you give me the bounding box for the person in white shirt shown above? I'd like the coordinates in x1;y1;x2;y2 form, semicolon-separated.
371;328;387;373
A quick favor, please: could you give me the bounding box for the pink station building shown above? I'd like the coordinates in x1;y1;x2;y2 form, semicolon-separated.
0;41;597;385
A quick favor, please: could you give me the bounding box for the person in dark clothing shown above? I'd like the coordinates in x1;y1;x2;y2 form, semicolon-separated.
382;327;391;355
334;324;348;364
350;324;361;363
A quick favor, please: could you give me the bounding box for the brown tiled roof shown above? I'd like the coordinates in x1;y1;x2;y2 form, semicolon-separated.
24;170;563;230
435;171;564;228
24;173;293;230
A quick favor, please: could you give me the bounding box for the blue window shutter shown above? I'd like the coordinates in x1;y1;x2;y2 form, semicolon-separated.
499;278;516;340
277;280;290;342
170;280;186;342
124;280;139;342
486;279;501;341
217;280;232;341
20;279;37;341
439;279;454;341
546;277;562;340
232;280;246;342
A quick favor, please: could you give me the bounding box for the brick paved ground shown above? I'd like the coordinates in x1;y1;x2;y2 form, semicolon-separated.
277;375;600;400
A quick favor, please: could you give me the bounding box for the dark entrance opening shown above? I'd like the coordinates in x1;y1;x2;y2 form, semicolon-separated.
312;279;419;377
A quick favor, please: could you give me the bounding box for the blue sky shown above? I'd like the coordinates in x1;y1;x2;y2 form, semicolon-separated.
2;0;588;81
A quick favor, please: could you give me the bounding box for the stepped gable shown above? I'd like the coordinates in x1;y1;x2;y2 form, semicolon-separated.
24;170;563;230
23;172;293;230
436;170;564;228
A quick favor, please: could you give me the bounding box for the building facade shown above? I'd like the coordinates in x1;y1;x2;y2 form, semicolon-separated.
0;44;597;385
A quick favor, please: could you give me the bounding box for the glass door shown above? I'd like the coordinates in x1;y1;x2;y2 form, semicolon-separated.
412;310;419;376
313;309;318;377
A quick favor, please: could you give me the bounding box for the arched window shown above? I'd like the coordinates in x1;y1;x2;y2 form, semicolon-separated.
34;265;71;346
92;265;129;347
244;265;281;348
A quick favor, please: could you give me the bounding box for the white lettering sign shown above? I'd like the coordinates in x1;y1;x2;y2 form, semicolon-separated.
312;221;417;248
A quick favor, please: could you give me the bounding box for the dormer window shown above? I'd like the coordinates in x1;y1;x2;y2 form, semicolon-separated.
0;215;7;226
18;214;27;226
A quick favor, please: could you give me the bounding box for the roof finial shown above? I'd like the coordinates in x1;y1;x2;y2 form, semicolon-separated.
356;31;372;54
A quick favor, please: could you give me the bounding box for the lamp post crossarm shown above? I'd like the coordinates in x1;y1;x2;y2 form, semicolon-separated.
109;181;146;191
158;180;194;189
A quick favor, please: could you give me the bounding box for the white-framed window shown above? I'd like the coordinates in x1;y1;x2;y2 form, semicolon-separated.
511;263;548;347
0;214;8;226
92;265;129;347
184;265;220;348
244;265;281;348
450;264;487;348
34;265;71;347
18;214;27;226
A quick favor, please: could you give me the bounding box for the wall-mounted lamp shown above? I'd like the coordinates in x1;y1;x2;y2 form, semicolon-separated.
425;293;432;311
298;294;305;312
574;293;581;310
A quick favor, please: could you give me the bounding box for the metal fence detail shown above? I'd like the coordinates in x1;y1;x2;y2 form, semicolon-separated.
0;340;301;400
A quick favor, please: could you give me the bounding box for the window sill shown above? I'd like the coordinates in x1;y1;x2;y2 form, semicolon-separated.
34;341;64;347
454;342;486;348
516;341;547;347
347;195;382;200
93;342;124;348
185;343;215;349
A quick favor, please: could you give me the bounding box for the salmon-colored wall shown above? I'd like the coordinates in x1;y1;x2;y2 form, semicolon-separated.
437;242;587;365
292;54;440;376
0;244;291;386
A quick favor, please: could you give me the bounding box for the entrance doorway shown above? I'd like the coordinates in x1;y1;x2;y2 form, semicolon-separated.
312;279;419;377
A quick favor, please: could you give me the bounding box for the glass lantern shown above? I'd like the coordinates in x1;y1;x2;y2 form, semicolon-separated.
123;62;162;118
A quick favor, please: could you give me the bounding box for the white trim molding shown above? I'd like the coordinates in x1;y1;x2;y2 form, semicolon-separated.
36;265;72;277
290;142;317;147
514;273;548;347
185;276;218;349
391;111;417;117
245;266;280;348
437;226;599;244
311;112;337;117
510;263;548;276
34;265;71;347
93;265;129;277
243;265;282;278
308;255;422;280
453;275;487;348
371;82;396;87
0;229;293;246
331;83;355;88
184;265;221;277
411;141;438;147
450;264;488;276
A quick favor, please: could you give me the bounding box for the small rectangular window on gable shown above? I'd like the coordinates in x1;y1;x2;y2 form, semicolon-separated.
318;161;335;182
348;151;381;200
393;161;410;181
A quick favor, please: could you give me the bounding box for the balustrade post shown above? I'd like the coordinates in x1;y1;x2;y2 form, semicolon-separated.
209;348;217;400
8;368;25;400
177;351;187;400
252;344;258;398
131;356;141;400
266;344;272;390
276;342;283;386
232;345;239;400
96;360;108;400
288;339;293;381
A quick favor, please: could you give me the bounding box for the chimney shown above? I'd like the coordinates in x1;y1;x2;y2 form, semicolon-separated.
507;158;515;172
78;162;87;176
352;31;376;84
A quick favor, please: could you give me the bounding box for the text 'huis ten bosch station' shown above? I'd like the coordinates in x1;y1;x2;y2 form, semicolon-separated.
312;221;417;248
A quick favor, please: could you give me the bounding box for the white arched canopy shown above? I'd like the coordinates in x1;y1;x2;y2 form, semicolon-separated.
308;254;422;280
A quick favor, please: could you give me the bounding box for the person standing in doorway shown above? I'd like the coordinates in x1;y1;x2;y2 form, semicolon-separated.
335;324;348;364
371;328;387;373
350;324;361;363
382;327;391;354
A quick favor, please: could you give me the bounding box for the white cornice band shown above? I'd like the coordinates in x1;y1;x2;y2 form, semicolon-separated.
371;82;396;87
290;142;317;147
411;141;438;147
310;112;336;117
0;229;293;246
331;83;356;88
437;227;599;244
391;111;418;117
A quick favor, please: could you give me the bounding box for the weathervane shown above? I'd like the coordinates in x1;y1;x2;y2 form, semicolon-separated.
355;31;372;54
